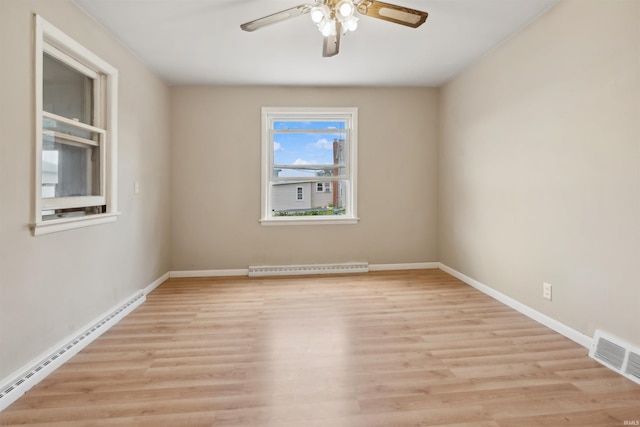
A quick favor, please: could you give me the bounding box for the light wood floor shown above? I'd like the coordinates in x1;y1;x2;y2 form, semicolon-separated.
1;270;639;426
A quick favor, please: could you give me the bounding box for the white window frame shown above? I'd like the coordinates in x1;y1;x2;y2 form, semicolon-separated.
296;186;304;201
32;15;119;236
260;107;358;225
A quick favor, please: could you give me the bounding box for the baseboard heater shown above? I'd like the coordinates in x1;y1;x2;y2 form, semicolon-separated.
248;262;369;277
0;291;145;412
589;329;640;385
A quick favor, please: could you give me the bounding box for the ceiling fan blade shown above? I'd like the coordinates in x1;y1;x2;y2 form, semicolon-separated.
322;24;342;57
357;1;428;28
240;4;313;32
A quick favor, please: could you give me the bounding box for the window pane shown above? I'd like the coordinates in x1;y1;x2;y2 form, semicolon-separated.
43;53;94;125
274;133;345;171
42;133;100;198
271;180;347;217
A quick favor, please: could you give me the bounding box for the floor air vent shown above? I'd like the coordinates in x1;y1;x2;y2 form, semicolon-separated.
589;330;640;385
593;336;625;369
625;351;640;381
248;262;369;277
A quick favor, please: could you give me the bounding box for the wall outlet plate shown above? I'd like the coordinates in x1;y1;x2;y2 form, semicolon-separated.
543;282;552;301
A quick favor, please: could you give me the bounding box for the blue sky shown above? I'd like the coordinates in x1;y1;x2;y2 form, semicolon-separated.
273;120;345;177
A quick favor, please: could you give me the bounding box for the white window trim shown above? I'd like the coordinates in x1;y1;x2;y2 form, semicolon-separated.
296;186;304;201
32;15;119;236
260;107;358;226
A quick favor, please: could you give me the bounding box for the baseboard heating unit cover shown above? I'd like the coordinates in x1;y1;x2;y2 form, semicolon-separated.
589;329;640;385
0;291;145;411
248;262;369;277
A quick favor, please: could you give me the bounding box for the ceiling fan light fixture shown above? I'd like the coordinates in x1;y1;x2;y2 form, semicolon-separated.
310;4;330;24
343;15;359;32
335;0;355;21
319;18;337;36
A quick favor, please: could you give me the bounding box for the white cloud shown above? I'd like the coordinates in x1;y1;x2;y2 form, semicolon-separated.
274;141;282;151
293;158;318;165
313;138;334;150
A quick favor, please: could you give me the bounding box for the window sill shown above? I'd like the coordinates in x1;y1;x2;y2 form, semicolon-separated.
260;216;359;226
31;212;121;236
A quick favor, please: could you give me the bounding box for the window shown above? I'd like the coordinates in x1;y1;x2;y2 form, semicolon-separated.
261;107;358;225
316;182;331;193
32;16;119;235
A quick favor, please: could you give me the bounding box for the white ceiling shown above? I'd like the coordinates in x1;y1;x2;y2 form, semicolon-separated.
73;0;557;87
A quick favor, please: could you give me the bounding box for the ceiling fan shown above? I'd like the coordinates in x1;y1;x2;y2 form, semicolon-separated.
240;0;428;57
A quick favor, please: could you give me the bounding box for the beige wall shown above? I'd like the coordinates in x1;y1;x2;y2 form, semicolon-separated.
170;86;439;270
438;0;640;346
0;0;171;379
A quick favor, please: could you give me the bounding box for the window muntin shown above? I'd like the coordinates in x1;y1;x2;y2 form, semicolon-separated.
33;16;119;235
261;108;358;224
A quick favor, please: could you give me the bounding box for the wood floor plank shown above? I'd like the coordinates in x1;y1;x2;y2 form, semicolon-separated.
1;270;639;426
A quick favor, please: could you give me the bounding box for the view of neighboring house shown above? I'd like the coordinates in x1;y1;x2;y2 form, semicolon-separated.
271;138;346;215
271;181;334;212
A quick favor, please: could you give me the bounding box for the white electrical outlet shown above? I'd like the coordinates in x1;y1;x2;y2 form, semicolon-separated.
134;181;140;195
543;282;552;301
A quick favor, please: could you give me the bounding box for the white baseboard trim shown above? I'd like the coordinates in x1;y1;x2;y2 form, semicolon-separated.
369;262;439;271
438;263;592;349
144;272;170;295
0;272;168;412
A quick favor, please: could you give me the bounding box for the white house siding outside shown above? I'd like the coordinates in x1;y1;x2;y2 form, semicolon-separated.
271;182;334;212
313;183;333;208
